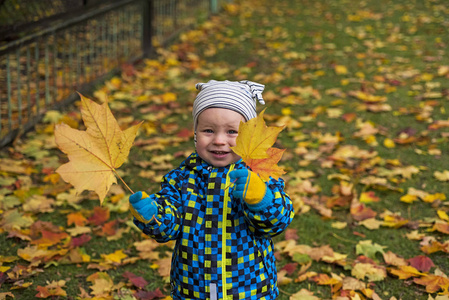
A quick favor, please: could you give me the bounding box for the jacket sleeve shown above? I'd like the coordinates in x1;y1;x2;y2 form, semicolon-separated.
133;168;185;243
242;177;294;238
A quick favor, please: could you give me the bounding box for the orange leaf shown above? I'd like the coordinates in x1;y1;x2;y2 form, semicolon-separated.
246;148;286;180
67;212;88;227
430;222;449;234
350;203;377;221
421;240;449;254
31;230;69;247
55;93;141;204
35;280;67;298
414;274;449;293
312;273;340;285
88;206;110;226
231;109;286;180
100;220;118;236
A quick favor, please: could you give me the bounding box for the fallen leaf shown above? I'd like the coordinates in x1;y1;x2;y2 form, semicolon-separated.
429;222;449;234
35;280;67;298
280;263;298;276
122;271;149;289
414;274;449;293
312;273;340;285
278;269;293;285
383;251;407;267
0;209;34;231
156;256;172;280
342;276;365;290
359;218;383;230
285;228;299;240
70;234;92;247
351;263;387;282
359;191;380;203
389;265;424;279
0;292;15;299
102;250;127;264
30;230;69;247
356;240;386;259
67;212;88;227
420;240;449;254
289;288;321;300
134;288;166;300
88;206;110;226
351;203;377;221
438;210;449;222
434;170;449;181
408;255;435;272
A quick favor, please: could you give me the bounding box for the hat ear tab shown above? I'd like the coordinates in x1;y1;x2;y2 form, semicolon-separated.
195;82;205;91
239;80;266;105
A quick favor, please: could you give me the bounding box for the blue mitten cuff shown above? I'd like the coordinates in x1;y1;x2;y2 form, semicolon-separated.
245;186;274;212
129;191;158;224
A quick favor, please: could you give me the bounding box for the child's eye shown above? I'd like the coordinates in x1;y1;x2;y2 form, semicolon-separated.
203;129;214;133
228;130;238;134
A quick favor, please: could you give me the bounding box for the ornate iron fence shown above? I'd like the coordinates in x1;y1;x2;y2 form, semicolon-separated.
0;0;229;147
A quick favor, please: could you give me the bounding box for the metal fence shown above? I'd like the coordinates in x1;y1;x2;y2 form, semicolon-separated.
0;0;229;147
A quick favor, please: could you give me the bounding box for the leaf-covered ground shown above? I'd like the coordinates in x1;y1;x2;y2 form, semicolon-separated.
1;0;449;299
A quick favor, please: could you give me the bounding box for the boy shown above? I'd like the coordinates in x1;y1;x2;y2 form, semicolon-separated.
129;80;294;299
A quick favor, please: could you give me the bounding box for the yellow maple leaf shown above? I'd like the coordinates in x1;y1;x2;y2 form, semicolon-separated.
351;263;387;282
434;170;449;181
231;109;286;180
438;210;449;221
232;109;284;159
55;93;141;204
102;249;127;263
400;194;418;203
335;65;348;75
389;265;424;279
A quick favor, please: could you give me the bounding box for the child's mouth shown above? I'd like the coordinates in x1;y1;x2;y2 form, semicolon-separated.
211;151;228;157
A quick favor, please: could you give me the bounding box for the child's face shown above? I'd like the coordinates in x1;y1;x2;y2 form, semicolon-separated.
195;108;245;167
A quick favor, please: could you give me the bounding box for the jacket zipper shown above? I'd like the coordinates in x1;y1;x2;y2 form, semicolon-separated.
221;164;234;299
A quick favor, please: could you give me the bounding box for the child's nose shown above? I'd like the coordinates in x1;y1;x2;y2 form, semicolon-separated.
213;134;226;145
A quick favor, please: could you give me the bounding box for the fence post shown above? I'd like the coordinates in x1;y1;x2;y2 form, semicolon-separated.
210;0;218;14
142;0;154;57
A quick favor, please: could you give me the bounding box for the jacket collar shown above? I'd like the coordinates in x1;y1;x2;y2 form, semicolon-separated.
184;152;245;176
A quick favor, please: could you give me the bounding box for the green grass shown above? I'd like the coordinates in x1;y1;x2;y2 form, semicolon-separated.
1;0;449;299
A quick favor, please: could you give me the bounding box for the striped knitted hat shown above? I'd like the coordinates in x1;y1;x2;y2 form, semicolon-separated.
192;80;265;131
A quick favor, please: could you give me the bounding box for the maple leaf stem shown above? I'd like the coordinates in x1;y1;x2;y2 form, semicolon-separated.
331;233;357;244
112;169;161;226
112;169;134;194
278;288;294;296
224;178;237;191
152;216;162;226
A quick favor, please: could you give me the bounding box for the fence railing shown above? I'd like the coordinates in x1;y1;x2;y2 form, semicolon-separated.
0;0;229;147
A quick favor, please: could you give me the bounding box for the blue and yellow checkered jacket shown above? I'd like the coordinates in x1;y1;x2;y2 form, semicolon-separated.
133;152;294;299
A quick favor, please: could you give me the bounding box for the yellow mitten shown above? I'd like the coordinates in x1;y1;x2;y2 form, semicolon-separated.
229;169;271;206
